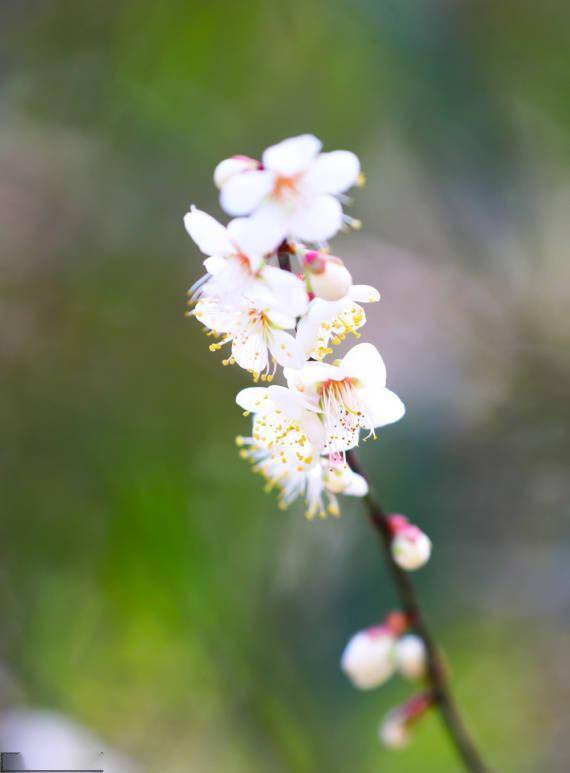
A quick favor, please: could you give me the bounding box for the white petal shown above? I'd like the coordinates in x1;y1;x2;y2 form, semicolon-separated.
288;194;343;242
269;329;306;369
193;298;236;332
339;343;387;388
307;297;347;323
214;156;258;188
295;315;321;357
304;150;360;194
203;256;227;276
303;412;326;452
262;134;322;176
265;384;299;413
220;170;274;216
262;266;309;317
360;387;405;428
246;202;288;254
227;215;279;263
184;207;232;256
284;361;337;396
343;472;369;497
236;387;271;412
232;330;268;373
264;309;297;329
349;284;380;303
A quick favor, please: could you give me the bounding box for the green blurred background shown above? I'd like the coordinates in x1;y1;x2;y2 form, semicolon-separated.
1;1;569;770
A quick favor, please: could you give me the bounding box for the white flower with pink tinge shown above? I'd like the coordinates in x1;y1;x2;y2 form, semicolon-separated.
236;384;326;460
296;282;380;361
284;343;405;455
235;385;367;517
184;207;308;316
274;457;368;519
216;134;361;247
194;297;306;380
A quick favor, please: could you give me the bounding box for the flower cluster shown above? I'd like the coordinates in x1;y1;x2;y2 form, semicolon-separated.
184;134;436;750
341;612;433;748
185;134;406;519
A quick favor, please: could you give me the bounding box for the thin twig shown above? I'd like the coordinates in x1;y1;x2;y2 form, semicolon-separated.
277;245;487;771
346;449;487;772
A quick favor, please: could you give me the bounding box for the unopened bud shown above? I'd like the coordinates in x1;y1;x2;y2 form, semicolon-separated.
379;713;410;749
379;693;434;749
341;625;396;690
388;515;432;571
396;634;427;680
213;155;259;188
303;251;352;301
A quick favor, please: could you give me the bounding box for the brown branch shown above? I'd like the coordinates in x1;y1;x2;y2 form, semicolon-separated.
277;245;487;771
346;448;487;772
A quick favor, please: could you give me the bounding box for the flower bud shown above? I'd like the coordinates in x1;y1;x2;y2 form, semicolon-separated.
213;155;259;188
379;713;410;749
303;251;352;301
395;634;427;680
340;625;396;689
379;693;434;749
388;515;432;571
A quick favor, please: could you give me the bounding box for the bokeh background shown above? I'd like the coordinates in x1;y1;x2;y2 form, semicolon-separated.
1;1;569;770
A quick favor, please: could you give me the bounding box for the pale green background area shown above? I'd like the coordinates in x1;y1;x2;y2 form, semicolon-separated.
1;1;569;770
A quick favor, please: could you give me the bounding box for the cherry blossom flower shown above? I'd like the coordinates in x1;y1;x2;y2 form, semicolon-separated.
217;134;361;247
193;297;305;379
236;384;325;453
184;207;308;316
273;457;368;518
296;283;380;361
284;343;405;455
235;386;367;517
341;625;397;689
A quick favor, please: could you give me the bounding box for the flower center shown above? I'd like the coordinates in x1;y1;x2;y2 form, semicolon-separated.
319;377;373;452
272;174;300;201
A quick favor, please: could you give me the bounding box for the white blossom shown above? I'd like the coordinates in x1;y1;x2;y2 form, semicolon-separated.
296;283;380;361
184;207;308;316
235;386;367;517
236;384;325;453
194;297;305;379
218;134;361;247
284;343;405;456
341;626;397;689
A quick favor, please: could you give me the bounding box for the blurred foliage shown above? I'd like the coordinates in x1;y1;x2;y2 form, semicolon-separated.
1;0;570;770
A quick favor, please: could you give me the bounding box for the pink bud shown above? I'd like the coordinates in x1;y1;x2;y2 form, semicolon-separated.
341;625;397;690
379;693;434;749
388;515;432;571
302;251;352;301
